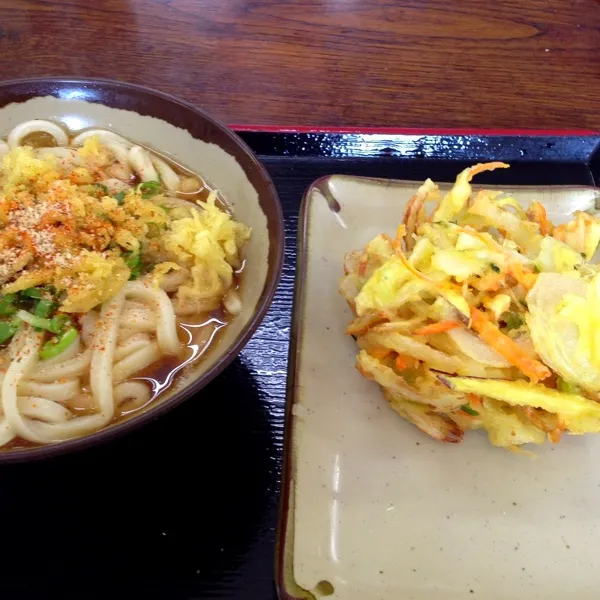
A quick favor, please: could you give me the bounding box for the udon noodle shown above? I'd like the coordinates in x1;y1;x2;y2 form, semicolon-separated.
0;120;251;447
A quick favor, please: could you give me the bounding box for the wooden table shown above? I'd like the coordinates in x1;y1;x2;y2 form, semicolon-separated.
0;0;598;130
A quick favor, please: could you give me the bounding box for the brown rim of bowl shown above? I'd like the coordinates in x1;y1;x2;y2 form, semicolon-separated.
0;77;285;463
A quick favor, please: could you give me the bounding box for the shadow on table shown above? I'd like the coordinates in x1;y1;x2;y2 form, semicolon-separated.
0;358;279;600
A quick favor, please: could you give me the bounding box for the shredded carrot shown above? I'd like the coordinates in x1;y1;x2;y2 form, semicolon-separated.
368;347;392;361
467;393;483;410
395;224;405;246
395;354;419;371
414;320;462;336
393;233;433;284
527;201;552;236
507;262;537;290
395;355;408;370
469;307;550;383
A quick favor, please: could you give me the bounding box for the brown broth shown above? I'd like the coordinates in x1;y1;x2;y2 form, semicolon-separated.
1;125;246;449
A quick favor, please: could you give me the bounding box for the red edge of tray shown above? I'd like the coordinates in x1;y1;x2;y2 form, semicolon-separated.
230;125;598;136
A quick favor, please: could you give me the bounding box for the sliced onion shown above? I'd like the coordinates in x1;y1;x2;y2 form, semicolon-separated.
448;327;512;368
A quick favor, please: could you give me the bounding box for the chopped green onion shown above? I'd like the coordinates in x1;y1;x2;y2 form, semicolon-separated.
0;320;19;344
20;286;55;300
504;312;524;331
159;204;171;213
94;183;109;195
21;287;43;299
128;266;142;281
0;294;17;316
124;252;140;269
490;263;501;273
49;314;72;334
34;299;57;319
460;404;480;416
114;191;126;205
39;328;78;360
16;310;52;331
136;181;162;199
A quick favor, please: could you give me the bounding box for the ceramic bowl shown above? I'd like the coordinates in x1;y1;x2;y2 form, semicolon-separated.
0;77;284;461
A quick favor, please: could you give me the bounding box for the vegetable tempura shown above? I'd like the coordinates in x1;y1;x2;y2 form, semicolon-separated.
340;163;600;449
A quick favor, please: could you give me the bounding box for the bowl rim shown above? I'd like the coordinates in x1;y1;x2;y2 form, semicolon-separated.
0;76;285;463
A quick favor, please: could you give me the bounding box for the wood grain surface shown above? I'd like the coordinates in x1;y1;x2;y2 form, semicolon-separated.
0;0;598;129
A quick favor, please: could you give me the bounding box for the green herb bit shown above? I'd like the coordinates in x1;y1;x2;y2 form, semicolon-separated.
0;294;17;317
21;287;43;299
0;320;19;344
460;404;480;416
490;263;501;273
34;299;57;319
504;312;524;331
94;183;109;196
49;314;73;334
114;191;126;205
136;181;162;199
39;328;78;360
20;286;56;300
123;251;141;269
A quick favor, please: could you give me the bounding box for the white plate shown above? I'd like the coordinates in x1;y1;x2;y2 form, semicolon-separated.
279;174;600;600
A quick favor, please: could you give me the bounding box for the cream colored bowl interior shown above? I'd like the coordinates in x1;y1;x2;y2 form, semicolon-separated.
0;96;269;406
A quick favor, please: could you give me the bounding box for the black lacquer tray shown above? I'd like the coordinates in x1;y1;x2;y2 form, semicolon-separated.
0;129;598;600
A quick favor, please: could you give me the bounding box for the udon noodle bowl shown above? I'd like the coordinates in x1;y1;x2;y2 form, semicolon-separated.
0;119;251;448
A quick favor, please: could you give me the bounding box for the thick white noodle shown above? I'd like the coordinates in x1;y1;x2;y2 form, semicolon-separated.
120;306;156;333
89;287;127;423
114;381;151;409
128;146;159;182
7;120;69;149
223;289;242;315
18;397;71;423
150;154;180;191
118;327;139;343
113;342;161;383
159;267;189;293
81;311;99;347
100;178;131;195
0;277;181;446
72;129;131;160
2;327;42;440
30;349;92;382
115;333;152;361
0;327;105;444
105;162;133;181
124;281;180;355
0;418;15;446
18;379;79;402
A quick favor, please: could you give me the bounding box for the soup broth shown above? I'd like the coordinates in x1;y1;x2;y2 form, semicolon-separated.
0;120;250;448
